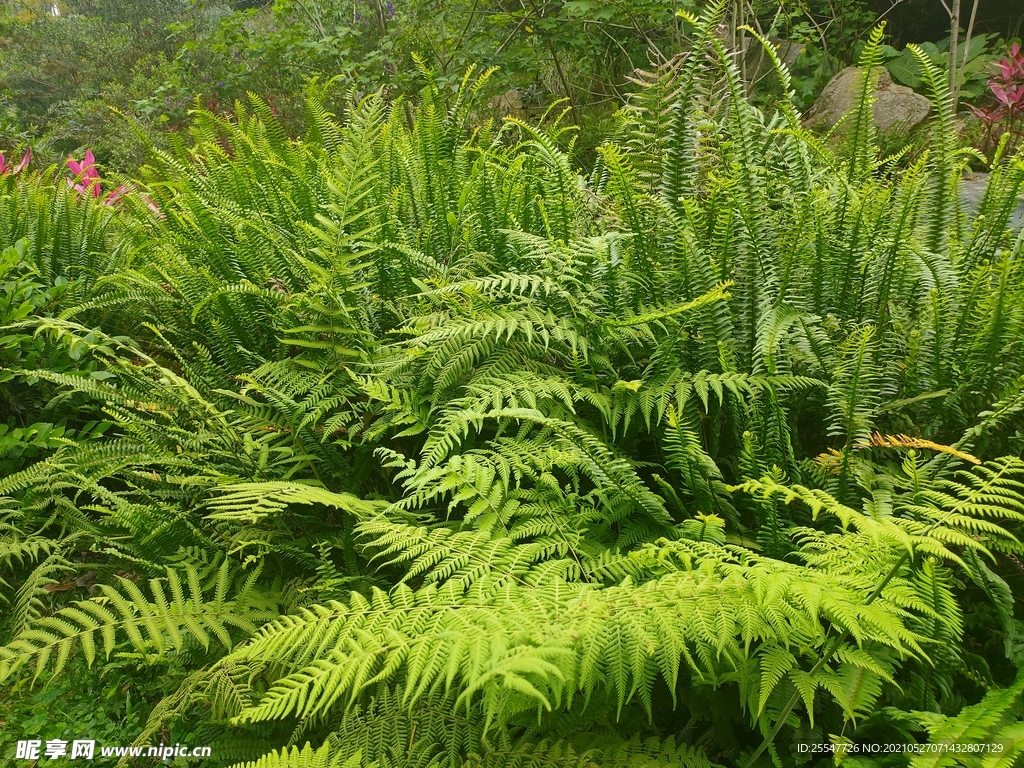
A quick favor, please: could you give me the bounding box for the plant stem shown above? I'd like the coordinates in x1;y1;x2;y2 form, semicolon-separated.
734;0;748;93
953;0;981;112
549;45;580;128
948;0;961;113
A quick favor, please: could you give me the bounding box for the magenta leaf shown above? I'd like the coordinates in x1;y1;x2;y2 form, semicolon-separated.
14;149;30;173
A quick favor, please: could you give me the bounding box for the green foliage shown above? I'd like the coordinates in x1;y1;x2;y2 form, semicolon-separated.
2;9;1024;767
0;654;162;763
883;34;999;103
0;0;189;165
0;0;902;173
757;0;875;109
0;181;118;474
230;745;369;768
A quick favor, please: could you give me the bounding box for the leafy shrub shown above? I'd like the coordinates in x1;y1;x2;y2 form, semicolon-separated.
884;33;999;102
967;42;1024;158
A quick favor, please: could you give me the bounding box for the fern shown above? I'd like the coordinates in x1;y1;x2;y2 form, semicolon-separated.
4;15;1024;764
231;744;369;768
0;560;279;682
905;667;1024;767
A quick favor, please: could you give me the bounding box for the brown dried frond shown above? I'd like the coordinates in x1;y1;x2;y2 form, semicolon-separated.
814;447;845;474
857;433;981;465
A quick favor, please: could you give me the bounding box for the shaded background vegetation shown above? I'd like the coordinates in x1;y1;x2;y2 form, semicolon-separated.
2;0;1022;168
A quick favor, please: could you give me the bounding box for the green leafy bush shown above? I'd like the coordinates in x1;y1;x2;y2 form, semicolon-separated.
883;34;999;102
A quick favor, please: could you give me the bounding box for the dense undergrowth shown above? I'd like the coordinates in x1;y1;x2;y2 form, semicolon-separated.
2;8;1024;766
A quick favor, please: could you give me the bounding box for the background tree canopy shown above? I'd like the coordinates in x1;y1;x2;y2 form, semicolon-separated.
1;0;1019;167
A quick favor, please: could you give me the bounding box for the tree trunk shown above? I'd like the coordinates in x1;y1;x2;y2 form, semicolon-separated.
952;0;981;113
947;0;961;113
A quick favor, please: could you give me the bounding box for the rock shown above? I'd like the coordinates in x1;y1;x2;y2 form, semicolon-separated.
489;89;523;116
954;111;979;135
804;66;931;133
959;172;1024;228
744;36;802;83
777;39;803;69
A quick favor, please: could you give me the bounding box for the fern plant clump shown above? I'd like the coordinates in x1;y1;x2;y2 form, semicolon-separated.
2;8;1024;767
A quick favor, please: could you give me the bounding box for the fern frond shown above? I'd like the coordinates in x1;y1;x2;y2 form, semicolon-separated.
0;560;279;682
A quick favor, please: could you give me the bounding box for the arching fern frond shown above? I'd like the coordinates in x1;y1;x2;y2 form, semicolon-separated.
0;559;280;683
230;744;369;768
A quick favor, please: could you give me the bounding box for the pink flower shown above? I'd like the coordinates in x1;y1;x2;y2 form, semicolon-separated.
66;150;130;205
0;148;32;175
67;149;102;197
103;185;130;206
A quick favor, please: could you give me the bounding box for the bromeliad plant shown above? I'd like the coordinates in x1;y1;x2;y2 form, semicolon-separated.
2;6;1024;767
0;149;31;177
969;41;1024;157
66;149;128;205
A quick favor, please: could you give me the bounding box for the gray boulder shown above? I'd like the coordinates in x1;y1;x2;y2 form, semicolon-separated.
744;37;803;84
804;66;931;133
960;172;1024;229
488;89;523;116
